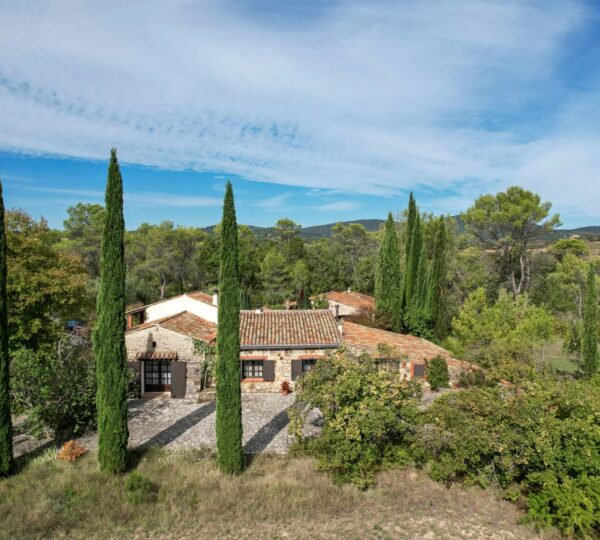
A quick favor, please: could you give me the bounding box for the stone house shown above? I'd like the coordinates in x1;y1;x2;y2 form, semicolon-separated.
125;290;473;401
125;304;341;400
341;320;476;383
322;289;375;317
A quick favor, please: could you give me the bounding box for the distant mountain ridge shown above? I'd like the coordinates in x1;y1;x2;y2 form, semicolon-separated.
203;219;600;241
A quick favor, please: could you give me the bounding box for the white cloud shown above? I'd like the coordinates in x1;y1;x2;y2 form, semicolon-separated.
310;201;361;212
254;193;290;211
0;0;596;220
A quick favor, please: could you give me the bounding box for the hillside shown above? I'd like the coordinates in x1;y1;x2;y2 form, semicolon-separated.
204;218;599;242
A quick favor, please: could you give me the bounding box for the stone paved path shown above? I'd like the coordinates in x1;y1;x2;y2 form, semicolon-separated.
78;393;321;454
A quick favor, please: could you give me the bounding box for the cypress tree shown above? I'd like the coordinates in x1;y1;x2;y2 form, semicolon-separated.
374;213;403;332
415;243;429;310
427;218;447;325
404;212;422;306
0;182;13;475
402;193;417;307
94;149;129;473
581;262;599;378
216;182;243;474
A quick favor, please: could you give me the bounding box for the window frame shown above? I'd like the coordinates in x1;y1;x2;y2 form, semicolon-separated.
241;359;264;381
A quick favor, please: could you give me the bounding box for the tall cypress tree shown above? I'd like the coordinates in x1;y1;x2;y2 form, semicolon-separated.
415;243;429;310
94;149;129;473
402;193;417;307
0;182;12;475
427;218;447;327
404;212;422;306
216;182;243;474
374;213;403;332
581;262;598;378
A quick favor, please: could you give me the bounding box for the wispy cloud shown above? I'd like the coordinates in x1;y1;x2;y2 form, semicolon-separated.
0;0;596;220
15;185;221;208
254;193;290;211
310;201;361;212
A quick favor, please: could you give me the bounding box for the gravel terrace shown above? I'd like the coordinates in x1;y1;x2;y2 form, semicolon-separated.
77;393;321;455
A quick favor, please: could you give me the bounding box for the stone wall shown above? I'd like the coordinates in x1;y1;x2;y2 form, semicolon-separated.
239;348;330;393
125;325;205;402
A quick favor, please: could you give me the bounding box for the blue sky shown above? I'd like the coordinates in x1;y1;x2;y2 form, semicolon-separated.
0;0;599;229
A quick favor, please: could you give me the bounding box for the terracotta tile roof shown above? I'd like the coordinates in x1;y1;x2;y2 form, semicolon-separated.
325;290;375;310
126;311;217;343
342;321;461;365
125;313;186;334
187;291;215;305
135;351;178;360
160;312;217;342
240;310;341;349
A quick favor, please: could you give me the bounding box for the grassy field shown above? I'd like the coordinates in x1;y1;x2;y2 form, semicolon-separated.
533;339;578;375
0;448;559;540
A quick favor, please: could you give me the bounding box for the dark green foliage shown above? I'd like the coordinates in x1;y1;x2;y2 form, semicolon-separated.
582;262;598;377
427;219;447;332
404;211;422;308
402;193;417;308
414;243;429;310
415;378;600;536
427;356;449;391
94;149;129;473
215;182;243;474
374;213;403;332
0;182;12;475
11;335;96;438
291;352;420;488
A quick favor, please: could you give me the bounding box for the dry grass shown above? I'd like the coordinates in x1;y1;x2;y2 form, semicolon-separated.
0;449;559;540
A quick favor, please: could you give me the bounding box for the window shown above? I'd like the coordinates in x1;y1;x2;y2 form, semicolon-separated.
242;360;263;380
144;360;172;391
302;359;317;373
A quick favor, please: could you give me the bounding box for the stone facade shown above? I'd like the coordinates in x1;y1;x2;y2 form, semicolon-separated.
239;348;330;393
125;325;207;402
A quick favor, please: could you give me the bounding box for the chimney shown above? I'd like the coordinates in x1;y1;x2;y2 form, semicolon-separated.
212;288;218;306
255;304;262;314
335;305;343;336
285;299;291;310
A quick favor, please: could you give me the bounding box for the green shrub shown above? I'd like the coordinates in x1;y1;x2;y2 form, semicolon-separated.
427;356;449;390
292;351;420;488
125;471;158;505
10;334;96;437
415;376;600;536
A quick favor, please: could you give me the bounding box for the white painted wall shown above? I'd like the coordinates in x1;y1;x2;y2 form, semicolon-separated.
145;294;218;323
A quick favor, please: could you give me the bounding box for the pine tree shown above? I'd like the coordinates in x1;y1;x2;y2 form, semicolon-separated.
427;218;447;330
94;149;129;473
0;182;13;475
402;193;417;307
374;213;403;331
581;262;599;377
216;182;243;474
404;212;422;306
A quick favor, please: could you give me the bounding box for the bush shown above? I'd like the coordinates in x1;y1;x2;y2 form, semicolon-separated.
125;471;158;505
427;357;449;390
11;332;97;438
292;351;421;488
414;376;600;536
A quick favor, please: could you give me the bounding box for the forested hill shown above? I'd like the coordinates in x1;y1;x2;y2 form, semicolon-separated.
202;218;600;241
202;219;386;240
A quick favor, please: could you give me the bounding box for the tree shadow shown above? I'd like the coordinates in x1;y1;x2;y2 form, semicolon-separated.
243;406;292;455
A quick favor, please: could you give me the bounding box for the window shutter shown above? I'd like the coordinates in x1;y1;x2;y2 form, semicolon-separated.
413;362;426;379
171;361;187;399
291;360;303;381
263;360;275;381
